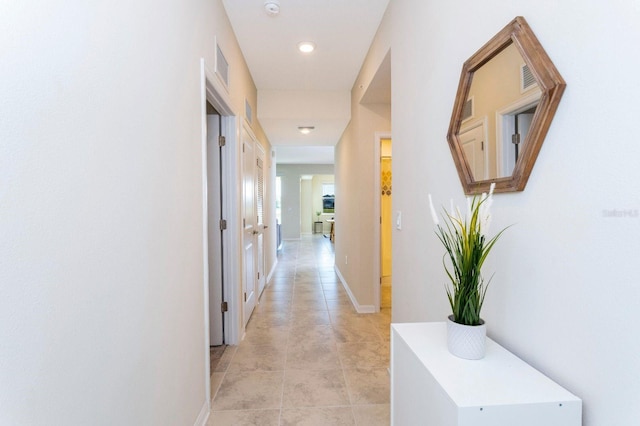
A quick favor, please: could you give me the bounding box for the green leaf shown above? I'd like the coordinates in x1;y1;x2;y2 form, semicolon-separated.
431;192;509;326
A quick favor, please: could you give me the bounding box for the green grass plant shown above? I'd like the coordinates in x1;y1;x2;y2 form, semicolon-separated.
429;184;508;326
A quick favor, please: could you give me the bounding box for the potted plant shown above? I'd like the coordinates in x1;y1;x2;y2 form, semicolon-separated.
428;183;508;359
314;211;323;234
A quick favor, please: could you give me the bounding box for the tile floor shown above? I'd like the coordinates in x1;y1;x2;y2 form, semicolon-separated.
208;234;391;425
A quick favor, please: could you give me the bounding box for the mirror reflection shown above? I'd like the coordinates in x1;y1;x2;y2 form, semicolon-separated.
460;43;541;181
447;16;566;195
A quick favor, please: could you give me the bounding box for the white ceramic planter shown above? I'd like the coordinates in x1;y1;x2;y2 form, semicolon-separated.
446;315;486;360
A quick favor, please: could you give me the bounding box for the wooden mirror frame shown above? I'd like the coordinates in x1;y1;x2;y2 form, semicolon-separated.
447;16;566;194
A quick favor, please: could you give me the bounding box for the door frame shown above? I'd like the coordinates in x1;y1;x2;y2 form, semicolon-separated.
241;121;258;327
373;132;392;312
254;142;267;297
200;58;241;403
495;90;541;177
206;112;224;346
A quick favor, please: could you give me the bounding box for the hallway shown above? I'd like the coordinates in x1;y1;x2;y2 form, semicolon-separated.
209;235;391;425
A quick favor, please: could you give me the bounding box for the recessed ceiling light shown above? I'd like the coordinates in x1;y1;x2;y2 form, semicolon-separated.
297;41;316;54
298;126;315;134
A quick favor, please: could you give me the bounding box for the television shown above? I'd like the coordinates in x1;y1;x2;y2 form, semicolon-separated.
322;195;334;213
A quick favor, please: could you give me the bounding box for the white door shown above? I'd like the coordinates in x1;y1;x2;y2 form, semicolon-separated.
515;111;534;158
460;124;487;180
255;144;266;296
207;112;224;345
242;128;257;326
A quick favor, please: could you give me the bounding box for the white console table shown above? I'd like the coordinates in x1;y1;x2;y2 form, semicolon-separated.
391;322;581;426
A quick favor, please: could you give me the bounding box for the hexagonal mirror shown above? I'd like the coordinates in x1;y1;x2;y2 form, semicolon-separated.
447;16;566;194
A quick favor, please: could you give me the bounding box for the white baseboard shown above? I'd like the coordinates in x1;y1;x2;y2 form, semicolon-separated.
334;265;376;314
193;400;209;426
357;304;376;313
266;258;278;283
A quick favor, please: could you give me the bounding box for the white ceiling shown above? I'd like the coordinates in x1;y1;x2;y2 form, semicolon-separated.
222;0;390;164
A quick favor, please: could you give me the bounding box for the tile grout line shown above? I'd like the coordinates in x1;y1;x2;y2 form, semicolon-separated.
210;235;390;424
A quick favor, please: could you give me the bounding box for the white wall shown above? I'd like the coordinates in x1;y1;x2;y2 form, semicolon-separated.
300;179;313;234
0;0;270;424
258;90;351;148
334;7;392;309
390;1;640;424
266;149;278;279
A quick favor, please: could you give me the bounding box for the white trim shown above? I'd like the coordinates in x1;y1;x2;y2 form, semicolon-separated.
255;138;267;297
199;59;212;408
495;89;542;176
200;57;241;417
202;58;240;346
222;117;240;345
224;114;240;345
373;132;392;312
335;265;376;314
240;119;260;328
209;65;240;346
358;304;376;314
193;400;210;426
266;258;278;284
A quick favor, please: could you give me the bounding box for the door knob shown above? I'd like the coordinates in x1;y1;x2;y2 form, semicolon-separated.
252;230;259;235
263;225;269;229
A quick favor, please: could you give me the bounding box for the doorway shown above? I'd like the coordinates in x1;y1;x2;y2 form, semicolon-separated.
201;58;241;407
255;143;266;298
241;126;257;327
241;123;267;327
496;90;541;177
380;137;392;309
298;175;335;237
374;132;393;311
206;103;224;347
499;104;538;176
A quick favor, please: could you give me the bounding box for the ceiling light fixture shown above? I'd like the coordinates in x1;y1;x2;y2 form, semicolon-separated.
297;41;316;54
298;126;315;134
264;0;280;16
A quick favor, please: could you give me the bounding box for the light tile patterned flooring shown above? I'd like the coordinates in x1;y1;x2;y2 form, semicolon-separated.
208;235;391;425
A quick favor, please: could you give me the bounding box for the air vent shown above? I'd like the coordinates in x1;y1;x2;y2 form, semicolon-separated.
462;97;473;121
521;63;537;91
215;43;229;89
